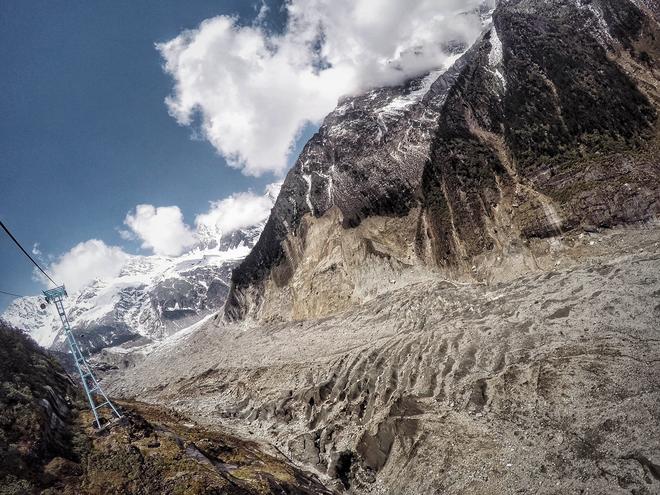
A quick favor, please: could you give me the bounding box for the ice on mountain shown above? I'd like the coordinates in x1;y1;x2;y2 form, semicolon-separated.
379;63;453;117
487;27;507;91
302;173;314;213
489;27;503;67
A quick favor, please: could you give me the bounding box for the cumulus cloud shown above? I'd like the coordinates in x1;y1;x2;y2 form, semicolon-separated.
158;0;488;176
195;187;277;237
44;240;131;292
124;205;197;256
123;184;280;255
33;185;281;292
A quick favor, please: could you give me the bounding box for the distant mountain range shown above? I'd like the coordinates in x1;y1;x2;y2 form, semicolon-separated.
2;190;277;355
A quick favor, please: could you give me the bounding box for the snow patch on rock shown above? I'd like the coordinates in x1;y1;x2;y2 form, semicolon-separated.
489;27;503;66
488;27;507;90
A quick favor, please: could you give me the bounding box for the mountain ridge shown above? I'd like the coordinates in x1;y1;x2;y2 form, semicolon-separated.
225;0;660;323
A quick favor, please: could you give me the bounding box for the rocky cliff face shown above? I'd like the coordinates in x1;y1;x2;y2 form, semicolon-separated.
226;0;660;322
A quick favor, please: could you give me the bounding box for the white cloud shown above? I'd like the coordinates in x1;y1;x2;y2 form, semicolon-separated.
123;183;280;255
254;0;269;23
118;229;134;241
45;240;131;292
158;0;487;176
124;205;197;256
32;185;281;293
195;186;277;237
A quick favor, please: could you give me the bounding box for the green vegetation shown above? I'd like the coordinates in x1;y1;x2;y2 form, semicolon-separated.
498;4;656;172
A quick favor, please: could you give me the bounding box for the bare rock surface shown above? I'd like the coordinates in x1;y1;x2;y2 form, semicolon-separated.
106;225;660;494
226;0;660;323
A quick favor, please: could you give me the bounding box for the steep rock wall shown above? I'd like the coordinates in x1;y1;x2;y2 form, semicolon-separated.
226;0;660;322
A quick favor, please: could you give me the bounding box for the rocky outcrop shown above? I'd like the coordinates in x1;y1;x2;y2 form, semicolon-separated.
226;0;660;322
66;401;333;495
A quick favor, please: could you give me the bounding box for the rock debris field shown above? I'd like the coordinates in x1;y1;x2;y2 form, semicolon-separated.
106;226;660;494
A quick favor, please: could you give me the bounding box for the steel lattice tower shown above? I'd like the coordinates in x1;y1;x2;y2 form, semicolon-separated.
43;285;122;429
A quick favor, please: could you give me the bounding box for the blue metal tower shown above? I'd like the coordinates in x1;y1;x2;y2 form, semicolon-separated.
43;285;122;429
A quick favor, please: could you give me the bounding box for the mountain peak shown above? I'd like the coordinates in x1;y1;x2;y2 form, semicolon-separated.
225;0;660;322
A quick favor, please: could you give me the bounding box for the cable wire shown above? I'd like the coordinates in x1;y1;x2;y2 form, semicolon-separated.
0;289;24;298
0;219;59;286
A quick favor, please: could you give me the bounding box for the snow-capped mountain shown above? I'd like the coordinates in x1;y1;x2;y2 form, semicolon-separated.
2;222;265;355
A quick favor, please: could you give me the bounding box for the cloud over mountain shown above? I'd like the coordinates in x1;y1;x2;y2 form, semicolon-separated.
195;190;275;238
158;0;487;176
124;204;197;257
44;239;131;292
37;184;281;291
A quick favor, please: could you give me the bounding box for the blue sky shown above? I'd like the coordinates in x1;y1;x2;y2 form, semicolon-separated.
0;0;308;309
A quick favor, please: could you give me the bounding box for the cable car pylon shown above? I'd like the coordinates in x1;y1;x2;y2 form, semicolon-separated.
43;285;122;429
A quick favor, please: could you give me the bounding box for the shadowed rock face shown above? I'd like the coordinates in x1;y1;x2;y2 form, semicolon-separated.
226;0;660;322
423;0;659;265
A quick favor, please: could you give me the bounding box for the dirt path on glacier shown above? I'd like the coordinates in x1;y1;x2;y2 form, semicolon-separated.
104;226;660;494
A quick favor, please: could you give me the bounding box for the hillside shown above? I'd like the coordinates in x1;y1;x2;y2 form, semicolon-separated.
0;322;332;494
